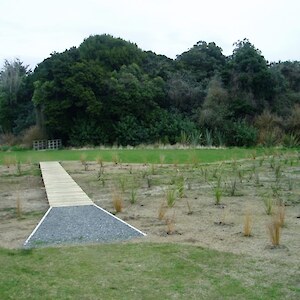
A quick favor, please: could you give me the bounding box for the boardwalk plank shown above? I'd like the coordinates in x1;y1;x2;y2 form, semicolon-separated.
40;161;93;207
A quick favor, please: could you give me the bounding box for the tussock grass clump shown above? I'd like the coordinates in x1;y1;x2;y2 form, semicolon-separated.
189;153;199;166
118;177;127;193
213;177;223;205
146;174;152;188
237;169;243;183
165;211;176;234
112;153;120;165
112;190;123;213
258;157;265;167
267;218;281;246
243;211;253;237
177;175;185;198
16;195;22;219
274;164;282;182
269;156;275;169
276;205;285;227
214;187;222;205
227;178;238;196
271;184;281;199
263;198;274;215
254;171;260;186
150;164;156;175
80;153;88;171
16;160;22;176
95;155;104;167
166;188;177;208
130;188;137;204
158;202;167;220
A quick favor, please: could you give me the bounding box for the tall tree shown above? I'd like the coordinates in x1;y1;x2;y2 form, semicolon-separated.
0;59;31;133
223;39;274;119
177;41;226;82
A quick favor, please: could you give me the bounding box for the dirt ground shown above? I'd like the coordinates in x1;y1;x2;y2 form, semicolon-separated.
0;155;299;266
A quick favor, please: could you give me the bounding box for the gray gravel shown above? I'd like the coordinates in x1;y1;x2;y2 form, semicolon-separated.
24;205;145;248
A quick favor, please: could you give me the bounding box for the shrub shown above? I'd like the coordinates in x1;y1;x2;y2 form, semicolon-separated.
69;119;107;146
22;125;46;148
285;104;300;138
225;120;257;147
282;133;300;147
115;115;149;146
0;133;19;146
255;111;284;146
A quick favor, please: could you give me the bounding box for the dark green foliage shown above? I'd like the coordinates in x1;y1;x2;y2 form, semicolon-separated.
1;35;299;147
225;120;258;147
69;119;108;146
177;41;226;82
0;59;34;134
223;39;274;117
114;115;148;146
78;34;146;71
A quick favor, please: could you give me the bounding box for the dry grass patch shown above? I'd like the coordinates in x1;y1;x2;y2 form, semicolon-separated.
112;189;123;213
16;194;22;219
158;202;167;220
267;218;281;247
276;205;285;227
243;211;253;237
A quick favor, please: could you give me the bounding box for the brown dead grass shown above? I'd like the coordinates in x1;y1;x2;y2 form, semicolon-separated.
112;189;123;213
243;211;253;237
158;202;167;220
267;218;281;246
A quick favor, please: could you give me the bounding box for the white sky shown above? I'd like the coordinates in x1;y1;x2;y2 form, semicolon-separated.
0;0;299;70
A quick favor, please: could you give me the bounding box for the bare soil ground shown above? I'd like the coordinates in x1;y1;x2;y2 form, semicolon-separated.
0;155;299;267
0;163;48;248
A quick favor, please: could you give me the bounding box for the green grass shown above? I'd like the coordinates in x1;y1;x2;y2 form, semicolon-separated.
0;243;298;299
0;147;294;165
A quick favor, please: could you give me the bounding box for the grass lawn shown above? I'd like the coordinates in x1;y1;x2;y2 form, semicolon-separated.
0;147;296;165
1;243;298;300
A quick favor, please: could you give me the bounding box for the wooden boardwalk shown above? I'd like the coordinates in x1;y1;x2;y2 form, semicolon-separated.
40;161;93;207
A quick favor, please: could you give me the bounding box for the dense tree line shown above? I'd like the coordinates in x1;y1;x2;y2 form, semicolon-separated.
0;34;299;147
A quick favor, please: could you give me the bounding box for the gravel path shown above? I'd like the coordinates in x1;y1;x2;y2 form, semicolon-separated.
24;205;145;248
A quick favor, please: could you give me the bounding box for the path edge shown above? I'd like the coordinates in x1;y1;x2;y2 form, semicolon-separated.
93;204;147;236
23;207;52;247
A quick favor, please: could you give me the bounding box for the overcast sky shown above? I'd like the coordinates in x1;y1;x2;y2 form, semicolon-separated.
1;0;299;70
